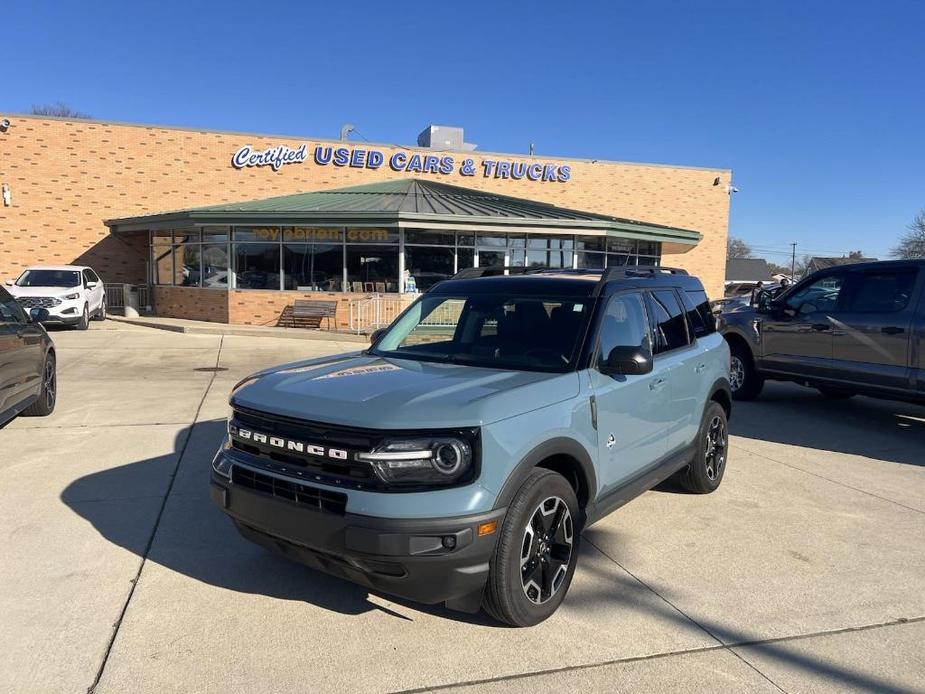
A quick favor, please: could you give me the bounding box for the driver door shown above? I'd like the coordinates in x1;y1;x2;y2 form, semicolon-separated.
589;291;670;495
759;271;847;379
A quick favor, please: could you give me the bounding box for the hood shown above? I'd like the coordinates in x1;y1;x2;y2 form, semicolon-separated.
231;352;580;429
7;285;80;298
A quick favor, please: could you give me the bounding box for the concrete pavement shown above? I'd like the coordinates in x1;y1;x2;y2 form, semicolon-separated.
0;322;923;693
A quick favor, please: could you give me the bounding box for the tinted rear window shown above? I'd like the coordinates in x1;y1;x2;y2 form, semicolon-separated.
682;289;716;337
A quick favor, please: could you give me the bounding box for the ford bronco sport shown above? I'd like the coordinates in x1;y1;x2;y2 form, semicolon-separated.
211;266;731;626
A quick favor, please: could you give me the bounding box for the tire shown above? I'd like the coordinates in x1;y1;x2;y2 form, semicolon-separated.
817;387;854;399
23;353;56;417
680;401;729;494
729;341;763;401
94;297;106;321
483;469;580;627
76;304;89;331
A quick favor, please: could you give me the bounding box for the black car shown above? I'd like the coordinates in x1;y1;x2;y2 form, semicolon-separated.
0;285;57;427
720;260;925;403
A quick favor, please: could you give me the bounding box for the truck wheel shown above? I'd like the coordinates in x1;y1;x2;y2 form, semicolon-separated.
680;401;728;494
77;304;90;331
729;342;763;401
817;387;854;399
23;353;56;417
483;469;580;627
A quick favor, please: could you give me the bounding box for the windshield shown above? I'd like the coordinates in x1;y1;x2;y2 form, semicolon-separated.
371;293;593;372
16;270;81;288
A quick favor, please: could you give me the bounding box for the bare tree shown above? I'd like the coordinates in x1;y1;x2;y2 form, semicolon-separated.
727;237;753;259
892;209;925;259
30;102;92;119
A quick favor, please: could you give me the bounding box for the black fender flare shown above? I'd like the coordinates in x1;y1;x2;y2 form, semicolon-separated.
492;436;598;511
707;376;732;419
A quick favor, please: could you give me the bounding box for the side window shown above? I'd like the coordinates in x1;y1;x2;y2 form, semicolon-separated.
786;273;845;314
681;289;716;338
843;270;917;313
648;289;691;354
596;292;651;368
82;269;93;286
0;287;25;324
86;269;100;283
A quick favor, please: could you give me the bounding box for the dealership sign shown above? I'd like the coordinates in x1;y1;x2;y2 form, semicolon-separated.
231;143;572;183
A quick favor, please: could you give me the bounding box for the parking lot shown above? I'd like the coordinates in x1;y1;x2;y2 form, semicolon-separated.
1;322;923;693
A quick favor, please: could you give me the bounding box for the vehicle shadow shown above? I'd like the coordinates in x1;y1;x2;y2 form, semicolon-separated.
729;381;925;467
59;418;501;626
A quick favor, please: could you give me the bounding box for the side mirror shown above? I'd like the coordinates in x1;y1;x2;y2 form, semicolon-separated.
369;328;386;345
4;279;13;286
87;281;99;288
600;345;654;376
29;307;50;322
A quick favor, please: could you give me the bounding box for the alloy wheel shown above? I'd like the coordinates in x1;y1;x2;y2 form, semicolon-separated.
704;415;727;481
520;496;573;605
44;360;56;409
729;355;745;392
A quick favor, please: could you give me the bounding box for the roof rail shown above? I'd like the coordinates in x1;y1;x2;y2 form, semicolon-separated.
591;265;689;295
450;265;559;280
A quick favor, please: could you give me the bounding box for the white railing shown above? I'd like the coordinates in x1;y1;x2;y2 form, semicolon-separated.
348;294;413;333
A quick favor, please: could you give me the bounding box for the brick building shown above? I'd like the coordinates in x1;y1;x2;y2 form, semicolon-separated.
0;115;732;328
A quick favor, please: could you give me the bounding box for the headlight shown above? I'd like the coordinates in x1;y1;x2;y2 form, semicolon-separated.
64;293;80;300
357;436;475;486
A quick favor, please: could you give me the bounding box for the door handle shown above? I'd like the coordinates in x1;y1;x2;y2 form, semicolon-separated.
811;323;831;332
881;326;905;335
649;378;667;391
694;363;706;374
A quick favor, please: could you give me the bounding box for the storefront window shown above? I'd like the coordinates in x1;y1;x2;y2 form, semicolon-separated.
405;247;455;291
457;248;474;271
234;226;282;242
202;226;230;242
405;230;456;246
576;236;605;252
283;243;343;291
202;243;228;287
152;232;173;285
283;227;343;243
577;251;605;269
175;244;202;286
346;245;399;293
234;243;280;290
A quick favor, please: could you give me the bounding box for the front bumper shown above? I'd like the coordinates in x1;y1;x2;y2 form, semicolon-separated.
210;468;505;608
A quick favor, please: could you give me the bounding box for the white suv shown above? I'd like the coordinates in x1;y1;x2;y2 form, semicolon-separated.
5;265;106;330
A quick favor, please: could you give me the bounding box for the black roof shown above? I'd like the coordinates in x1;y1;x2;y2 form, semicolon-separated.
806;258;924;275
430;266;705;298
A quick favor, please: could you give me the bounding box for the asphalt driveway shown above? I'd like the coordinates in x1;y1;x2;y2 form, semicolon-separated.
1;323;923;693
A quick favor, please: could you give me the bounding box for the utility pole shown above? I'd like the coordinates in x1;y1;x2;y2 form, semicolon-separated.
790;243;797;279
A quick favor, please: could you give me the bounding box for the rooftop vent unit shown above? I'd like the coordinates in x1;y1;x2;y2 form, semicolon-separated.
417;125;477;151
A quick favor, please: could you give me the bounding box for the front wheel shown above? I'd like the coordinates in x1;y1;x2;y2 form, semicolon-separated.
76;304;90;331
729;341;763;401
680;401;729;494
483;469;580;627
23;353;56;417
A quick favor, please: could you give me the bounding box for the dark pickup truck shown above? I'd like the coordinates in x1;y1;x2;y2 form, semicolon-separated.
720;260;925;404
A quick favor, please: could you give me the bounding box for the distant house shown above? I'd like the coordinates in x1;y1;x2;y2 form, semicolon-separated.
803;256;878;277
725;258;772;284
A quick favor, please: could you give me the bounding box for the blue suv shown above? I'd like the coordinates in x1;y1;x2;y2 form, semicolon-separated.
211;267;731;626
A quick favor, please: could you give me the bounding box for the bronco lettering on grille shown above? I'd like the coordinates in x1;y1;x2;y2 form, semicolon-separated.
228;423;348;460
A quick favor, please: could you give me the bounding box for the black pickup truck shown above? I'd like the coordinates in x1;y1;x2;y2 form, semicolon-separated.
719;260;925;404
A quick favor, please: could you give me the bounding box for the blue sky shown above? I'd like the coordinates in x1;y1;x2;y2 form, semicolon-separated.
3;1;923;264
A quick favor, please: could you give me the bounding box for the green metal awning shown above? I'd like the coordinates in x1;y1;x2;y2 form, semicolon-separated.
105;179;702;246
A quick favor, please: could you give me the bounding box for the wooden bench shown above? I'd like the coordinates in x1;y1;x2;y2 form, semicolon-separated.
277;300;337;330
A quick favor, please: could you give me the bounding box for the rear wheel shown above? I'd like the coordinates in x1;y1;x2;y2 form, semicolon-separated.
76;304;89;331
94;297;106;321
729;341;763;401
23;353;56;417
680;401;729;494
483;469;579;627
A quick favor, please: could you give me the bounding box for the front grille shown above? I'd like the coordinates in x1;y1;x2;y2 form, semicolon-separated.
17;296;60;309
232;466;347;515
230;406;384;490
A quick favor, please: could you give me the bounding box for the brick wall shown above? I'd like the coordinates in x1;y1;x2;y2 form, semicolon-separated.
0;115;731;297
154;286;228;323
